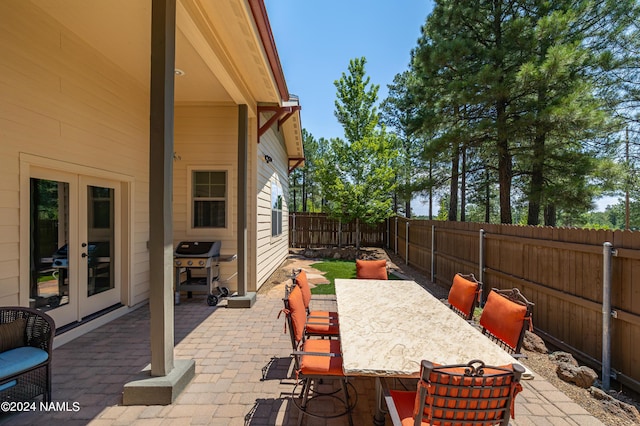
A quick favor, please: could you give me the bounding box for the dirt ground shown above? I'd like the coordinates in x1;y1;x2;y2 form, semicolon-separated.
262;247;640;426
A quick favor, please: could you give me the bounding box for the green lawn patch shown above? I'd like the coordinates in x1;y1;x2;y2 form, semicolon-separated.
310;259;399;294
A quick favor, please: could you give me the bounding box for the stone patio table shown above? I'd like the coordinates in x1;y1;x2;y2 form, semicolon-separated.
334;278;529;424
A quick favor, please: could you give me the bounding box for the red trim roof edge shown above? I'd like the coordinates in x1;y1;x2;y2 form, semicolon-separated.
247;0;290;102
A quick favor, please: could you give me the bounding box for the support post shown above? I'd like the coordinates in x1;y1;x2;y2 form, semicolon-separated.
148;0;176;378
228;104;255;308
123;0;194;405
602;242;614;390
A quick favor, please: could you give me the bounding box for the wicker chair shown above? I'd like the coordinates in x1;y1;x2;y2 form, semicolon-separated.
0;307;55;403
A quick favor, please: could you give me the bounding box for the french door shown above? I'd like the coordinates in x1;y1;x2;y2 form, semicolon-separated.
29;168;121;327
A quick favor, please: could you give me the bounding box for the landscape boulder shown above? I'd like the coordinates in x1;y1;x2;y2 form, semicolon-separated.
523;331;548;354
550;351;597;388
549;351;579;366
590;387;640;424
556;363;598;388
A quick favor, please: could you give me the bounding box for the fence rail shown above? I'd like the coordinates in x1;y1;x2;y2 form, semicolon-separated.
289;213;640;393
289;213;386;248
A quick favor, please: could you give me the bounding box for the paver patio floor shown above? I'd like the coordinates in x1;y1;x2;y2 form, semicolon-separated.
1;261;603;425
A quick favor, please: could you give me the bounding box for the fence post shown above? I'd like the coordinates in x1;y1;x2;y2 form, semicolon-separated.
292;213;296;248
602;242;616;391
386;218;390;249
431;225;436;283
394;217;398;254
479;228;485;305
405;220;409;265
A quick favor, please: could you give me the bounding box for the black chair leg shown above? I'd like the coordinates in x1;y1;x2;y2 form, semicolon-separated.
297;378;312;426
340;378;354;426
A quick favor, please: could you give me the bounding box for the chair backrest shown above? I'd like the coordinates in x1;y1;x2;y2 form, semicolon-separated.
448;273;482;320
414;359;525;426
355;259;388;280
293;269;312;310
479;288;534;354
282;285;307;349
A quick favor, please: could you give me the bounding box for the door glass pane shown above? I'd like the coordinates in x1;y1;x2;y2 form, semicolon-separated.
87;185;114;297
30;178;70;311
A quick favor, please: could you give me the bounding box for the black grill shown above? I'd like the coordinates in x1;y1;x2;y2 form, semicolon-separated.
174;241;223;305
174;241;221;258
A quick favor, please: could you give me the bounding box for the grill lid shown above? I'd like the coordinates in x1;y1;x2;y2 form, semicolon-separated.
174;241;221;258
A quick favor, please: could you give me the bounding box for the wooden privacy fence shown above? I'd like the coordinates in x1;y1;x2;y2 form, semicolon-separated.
288;213;640;392
289;213;386;248
388;217;640;393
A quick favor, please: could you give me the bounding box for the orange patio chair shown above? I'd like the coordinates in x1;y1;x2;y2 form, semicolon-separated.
292;269;340;338
281;285;354;426
480;288;534;357
384;359;525;426
447;273;482;321
355;259;388;280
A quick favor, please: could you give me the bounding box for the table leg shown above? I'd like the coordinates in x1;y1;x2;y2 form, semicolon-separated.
373;377;386;426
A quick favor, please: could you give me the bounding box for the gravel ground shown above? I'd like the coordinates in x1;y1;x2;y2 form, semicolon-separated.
384;248;640;426
522;350;640;425
271;248;640;426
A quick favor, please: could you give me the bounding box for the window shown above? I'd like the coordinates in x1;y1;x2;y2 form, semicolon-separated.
271;181;283;236
192;171;226;228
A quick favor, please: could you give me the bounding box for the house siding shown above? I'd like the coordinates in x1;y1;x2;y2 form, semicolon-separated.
0;2;150;306
256;116;290;289
1;2;295;311
173;105;239;291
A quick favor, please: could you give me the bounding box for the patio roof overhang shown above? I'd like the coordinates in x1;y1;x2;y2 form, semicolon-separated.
30;0;303;159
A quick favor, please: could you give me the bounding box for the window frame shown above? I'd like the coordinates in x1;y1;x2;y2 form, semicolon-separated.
271;180;283;237
187;166;231;233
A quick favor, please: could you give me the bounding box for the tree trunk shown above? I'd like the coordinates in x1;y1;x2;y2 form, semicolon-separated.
493;0;512;224
544;204;556;226
528;85;547;226
527;132;545;226
429;159;433;220
460;146;467;222
484;168;491;223
496;98;512;224
355;217;361;250
449;141;460;221
301;170;307;212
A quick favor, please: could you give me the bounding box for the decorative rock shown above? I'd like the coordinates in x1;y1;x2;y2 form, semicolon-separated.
589;387;640;423
556;363;598;388
523;331;548;354
550;351;579;366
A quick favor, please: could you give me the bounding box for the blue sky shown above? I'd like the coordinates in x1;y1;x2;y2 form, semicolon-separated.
263;1;617;214
264;1;434;141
